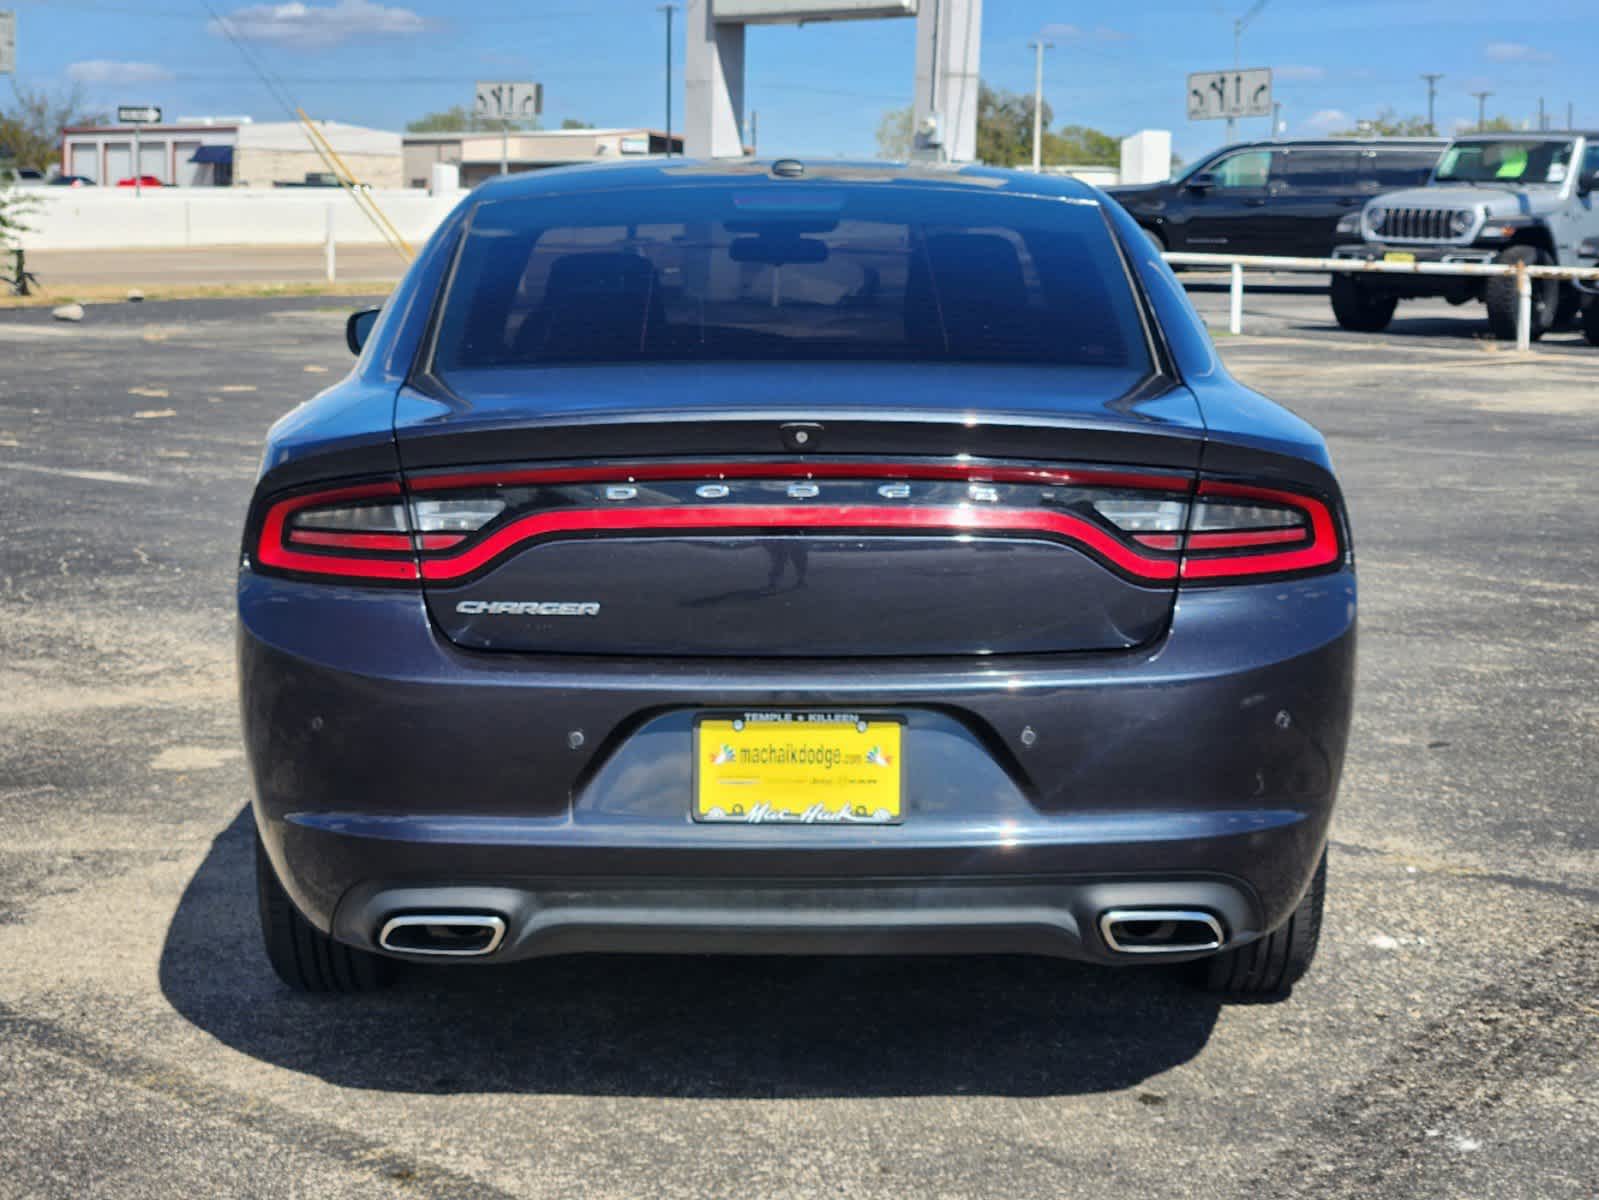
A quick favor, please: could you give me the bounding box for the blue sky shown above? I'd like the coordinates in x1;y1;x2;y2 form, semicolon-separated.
7;0;1591;163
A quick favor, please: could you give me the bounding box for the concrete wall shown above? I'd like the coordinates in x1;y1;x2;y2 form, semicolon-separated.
233;148;403;190
19;187;465;251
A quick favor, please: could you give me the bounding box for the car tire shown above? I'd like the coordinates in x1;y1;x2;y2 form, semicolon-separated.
1141;225;1167;254
1195;849;1326;997
1329;275;1397;332
1553;284;1582;331
256;829;392;993
1485;245;1558;341
1584;299;1599;347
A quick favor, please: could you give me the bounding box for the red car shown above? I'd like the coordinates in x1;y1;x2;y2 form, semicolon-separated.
115;175;164;188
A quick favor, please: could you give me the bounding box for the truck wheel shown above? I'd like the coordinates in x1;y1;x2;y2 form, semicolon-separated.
1485;245;1558;341
1329;275;1397;332
256;829;392;993
1584;299;1599;347
1195;850;1326;997
1554;285;1581;331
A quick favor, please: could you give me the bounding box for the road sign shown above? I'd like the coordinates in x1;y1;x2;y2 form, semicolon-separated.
1187;69;1272;121
0;12;15;76
473;82;542;122
117;105;163;124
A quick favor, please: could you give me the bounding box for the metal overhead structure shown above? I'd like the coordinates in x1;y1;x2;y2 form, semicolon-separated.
684;0;982;163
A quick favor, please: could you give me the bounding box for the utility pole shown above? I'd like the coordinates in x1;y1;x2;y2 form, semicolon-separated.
1421;73;1443;135
749;109;757;156
658;4;677;156
1272;100;1282;139
1568;102;1575;130
1028;39;1053;172
1470;90;1493;132
1538;96;1546;131
1227;0;1269;143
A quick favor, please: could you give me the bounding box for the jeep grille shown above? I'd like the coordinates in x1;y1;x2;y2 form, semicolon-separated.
1370;206;1476;242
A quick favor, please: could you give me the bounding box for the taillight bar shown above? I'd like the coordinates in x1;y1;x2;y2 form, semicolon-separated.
250;467;1343;587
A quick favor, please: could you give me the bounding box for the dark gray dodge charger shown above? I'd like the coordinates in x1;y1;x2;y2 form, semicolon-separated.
239;159;1355;997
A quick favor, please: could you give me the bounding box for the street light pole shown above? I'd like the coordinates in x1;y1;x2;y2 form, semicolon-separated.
1421;73;1443;135
1028;39;1053;173
1227;0;1269;144
658;4;677;157
1471;90;1493;132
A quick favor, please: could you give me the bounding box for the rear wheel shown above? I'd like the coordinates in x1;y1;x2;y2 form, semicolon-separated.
1329;275;1397;332
1195;849;1326;997
256;829;392;993
1485;245;1557;341
1584;298;1599;347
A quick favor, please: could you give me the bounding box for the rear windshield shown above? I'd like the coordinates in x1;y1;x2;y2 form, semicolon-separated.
431;183;1151;378
1435;139;1575;185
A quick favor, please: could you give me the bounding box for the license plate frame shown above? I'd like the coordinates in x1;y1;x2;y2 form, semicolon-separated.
693;711;904;825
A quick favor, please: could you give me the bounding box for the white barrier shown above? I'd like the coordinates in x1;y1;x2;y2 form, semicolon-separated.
1165;250;1599;352
21;187;465;252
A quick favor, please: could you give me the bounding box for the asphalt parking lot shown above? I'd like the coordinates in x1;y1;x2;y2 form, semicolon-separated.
0;291;1595;1199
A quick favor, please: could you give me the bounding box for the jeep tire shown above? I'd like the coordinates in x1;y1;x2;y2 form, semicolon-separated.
1485;245;1558;341
1329;274;1397;332
1584;298;1599;347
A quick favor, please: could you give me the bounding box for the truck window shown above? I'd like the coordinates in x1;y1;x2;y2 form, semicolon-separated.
1365;150;1440;188
1271;149;1358;191
1211;150;1272;189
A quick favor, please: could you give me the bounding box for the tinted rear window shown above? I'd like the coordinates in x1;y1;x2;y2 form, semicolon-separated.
1365;150;1440;187
431;184;1150;376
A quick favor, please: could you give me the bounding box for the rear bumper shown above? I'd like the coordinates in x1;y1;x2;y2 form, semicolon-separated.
240;568;1356;963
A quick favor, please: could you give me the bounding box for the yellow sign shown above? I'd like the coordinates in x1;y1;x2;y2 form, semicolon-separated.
1382;251;1416;264
696;716;902;824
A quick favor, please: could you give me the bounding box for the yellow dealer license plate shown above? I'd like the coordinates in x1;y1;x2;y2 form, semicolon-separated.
1383;251;1416;264
696;713;902;825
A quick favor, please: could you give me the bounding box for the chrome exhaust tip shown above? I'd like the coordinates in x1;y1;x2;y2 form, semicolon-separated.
1099;909;1225;955
377;913;507;957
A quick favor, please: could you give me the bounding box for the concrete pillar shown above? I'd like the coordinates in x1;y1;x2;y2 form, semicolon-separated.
684;0;746;159
912;0;982;163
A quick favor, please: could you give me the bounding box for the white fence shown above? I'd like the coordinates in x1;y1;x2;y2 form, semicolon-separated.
1165;251;1599;352
20;187;464;252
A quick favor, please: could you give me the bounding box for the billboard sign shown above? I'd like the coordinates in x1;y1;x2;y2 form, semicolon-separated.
1187;69;1272;121
713;0;916;19
117;105;163;124
474;82;542;122
0;12;15;76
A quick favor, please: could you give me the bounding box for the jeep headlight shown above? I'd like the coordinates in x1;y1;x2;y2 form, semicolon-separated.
1366;207;1386;234
1336;211;1361;235
1450;209;1474;237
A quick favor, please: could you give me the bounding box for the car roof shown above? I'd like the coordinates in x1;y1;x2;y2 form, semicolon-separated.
1220;137;1448;150
466;158;1107;205
1447;130;1599;139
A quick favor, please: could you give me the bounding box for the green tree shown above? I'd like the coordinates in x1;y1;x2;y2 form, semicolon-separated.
875;106;914;159
1476;115;1516;133
0;170;39;254
406;105;541;133
0;83;104;174
976;84;1041;167
1333;108;1435;137
560;118;594;130
1046;123;1120;166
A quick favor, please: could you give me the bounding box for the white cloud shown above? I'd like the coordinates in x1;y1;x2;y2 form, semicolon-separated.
209;0;425;51
1275;64;1326;82
1303;108;1350;133
1038;23;1129;42
1484;41;1552;63
67;60;175;85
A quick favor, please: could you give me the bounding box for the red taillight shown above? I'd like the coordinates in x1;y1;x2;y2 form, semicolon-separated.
251;467;1342;586
1177;481;1341;582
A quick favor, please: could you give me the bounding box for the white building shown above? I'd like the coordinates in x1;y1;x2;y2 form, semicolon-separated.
59;120;402;188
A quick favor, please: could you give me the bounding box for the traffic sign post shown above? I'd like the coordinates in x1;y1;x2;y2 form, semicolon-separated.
117;106;162;198
1187;68;1273;130
474;82;542;176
